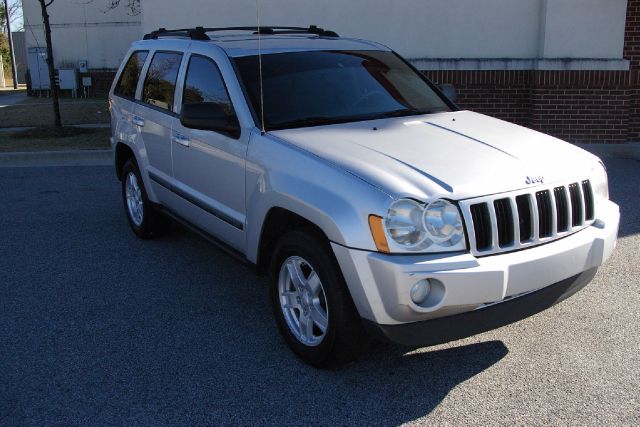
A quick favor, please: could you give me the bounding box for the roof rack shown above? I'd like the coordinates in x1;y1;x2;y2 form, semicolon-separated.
143;25;339;40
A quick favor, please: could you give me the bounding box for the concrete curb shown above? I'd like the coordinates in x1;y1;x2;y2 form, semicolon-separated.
0;149;112;167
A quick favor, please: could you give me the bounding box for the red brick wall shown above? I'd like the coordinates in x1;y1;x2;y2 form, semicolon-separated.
87;70;117;97
625;0;640;70
626;0;640;140
425;70;636;143
423;71;532;128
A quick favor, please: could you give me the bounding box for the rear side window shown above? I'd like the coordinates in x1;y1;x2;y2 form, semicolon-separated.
142;52;183;112
182;55;234;115
114;50;148;99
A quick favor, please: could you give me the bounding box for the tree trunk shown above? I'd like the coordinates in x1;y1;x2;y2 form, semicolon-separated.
3;0;18;89
38;0;61;128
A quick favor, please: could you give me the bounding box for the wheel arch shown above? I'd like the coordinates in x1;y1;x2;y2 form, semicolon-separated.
255;206;333;274
115;141;136;181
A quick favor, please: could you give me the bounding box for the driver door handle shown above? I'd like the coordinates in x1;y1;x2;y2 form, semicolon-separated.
172;133;191;147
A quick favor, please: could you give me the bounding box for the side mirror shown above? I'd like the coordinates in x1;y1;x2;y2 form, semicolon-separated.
180;102;241;138
438;84;458;103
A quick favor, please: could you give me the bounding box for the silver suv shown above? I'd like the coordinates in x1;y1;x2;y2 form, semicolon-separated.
110;26;619;367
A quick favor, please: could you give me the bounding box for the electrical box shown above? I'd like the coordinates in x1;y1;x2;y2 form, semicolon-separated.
58;69;78;90
59;69;78;97
27;47;50;90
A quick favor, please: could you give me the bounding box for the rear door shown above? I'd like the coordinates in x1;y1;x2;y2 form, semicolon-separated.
110;49;149;173
133;49;184;204
170;46;250;252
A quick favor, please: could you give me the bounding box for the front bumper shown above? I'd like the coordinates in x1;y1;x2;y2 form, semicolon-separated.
332;199;619;338
363;267;597;346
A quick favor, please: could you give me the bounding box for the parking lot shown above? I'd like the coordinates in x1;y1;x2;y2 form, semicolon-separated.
0;152;638;425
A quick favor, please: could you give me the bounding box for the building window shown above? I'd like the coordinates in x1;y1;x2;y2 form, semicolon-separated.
142;52;183;112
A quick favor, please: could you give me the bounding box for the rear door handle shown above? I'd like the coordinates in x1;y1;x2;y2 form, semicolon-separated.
172;133;191;147
132;116;145;127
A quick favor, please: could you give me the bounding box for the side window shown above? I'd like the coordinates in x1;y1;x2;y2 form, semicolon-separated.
142;51;183;112
182;55;235;116
114;50;148;99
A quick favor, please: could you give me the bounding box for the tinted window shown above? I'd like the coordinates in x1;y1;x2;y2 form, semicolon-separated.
234;50;451;130
114;51;148;99
182;55;234;116
142;52;183;112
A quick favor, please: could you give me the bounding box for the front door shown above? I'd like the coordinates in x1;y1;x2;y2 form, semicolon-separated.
170;51;248;252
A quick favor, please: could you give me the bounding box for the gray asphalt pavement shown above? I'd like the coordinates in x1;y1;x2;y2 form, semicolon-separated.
0;155;638;425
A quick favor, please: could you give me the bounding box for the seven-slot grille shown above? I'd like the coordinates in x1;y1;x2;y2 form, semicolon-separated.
463;180;595;255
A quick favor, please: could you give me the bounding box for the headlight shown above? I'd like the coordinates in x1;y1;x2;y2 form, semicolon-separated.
423;199;465;247
592;159;609;200
385;199;429;249
382;198;466;253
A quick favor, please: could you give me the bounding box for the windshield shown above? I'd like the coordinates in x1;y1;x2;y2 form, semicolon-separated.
233;50;452;130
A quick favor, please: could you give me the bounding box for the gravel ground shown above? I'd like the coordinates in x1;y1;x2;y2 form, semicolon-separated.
0;155;638;425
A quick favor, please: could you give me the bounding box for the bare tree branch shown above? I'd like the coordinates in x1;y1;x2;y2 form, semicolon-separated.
1;0;23;33
104;0;140;15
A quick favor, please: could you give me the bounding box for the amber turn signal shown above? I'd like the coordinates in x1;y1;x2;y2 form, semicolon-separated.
368;215;390;253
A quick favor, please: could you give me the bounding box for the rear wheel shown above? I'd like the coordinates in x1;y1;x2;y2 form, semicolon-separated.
269;230;369;368
121;158;169;238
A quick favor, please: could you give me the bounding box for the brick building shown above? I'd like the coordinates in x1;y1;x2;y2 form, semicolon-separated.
424;0;640;144
22;0;640;143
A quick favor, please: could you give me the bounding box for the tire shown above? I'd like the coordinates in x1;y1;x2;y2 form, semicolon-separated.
120;158;170;238
269;229;370;368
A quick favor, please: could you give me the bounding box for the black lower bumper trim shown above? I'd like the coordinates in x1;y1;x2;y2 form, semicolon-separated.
363;268;598;347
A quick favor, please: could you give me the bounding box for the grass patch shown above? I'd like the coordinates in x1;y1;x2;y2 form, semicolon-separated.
0;127;111;152
0;98;109;128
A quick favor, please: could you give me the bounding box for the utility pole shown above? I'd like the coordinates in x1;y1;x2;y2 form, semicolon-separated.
3;0;18;89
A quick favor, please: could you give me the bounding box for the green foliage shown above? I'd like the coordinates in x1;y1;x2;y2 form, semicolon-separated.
0;3;6;32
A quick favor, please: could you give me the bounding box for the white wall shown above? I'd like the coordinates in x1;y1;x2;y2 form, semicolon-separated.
20;0;629;71
142;0;627;61
22;0;141;69
541;0;628;58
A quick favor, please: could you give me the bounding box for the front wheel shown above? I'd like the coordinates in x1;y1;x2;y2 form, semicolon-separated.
269;230;369;368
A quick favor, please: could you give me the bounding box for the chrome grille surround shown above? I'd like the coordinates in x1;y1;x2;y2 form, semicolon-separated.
459;180;596;257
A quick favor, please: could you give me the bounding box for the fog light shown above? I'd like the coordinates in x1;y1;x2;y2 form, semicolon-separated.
410;279;432;305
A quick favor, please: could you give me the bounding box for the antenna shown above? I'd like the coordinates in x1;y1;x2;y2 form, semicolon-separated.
256;0;266;134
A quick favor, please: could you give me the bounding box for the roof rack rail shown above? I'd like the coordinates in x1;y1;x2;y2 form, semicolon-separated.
143;25;339;40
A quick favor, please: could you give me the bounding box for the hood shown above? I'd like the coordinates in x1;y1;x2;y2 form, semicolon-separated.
270;110;600;201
